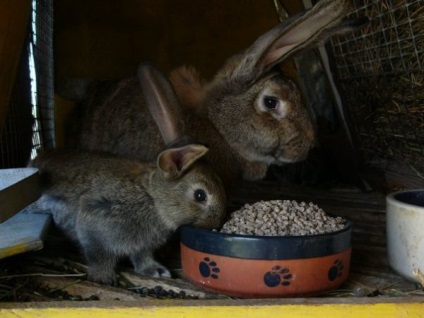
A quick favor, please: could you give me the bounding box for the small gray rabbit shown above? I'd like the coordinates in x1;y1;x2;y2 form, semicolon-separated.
65;0;367;188
30;64;227;285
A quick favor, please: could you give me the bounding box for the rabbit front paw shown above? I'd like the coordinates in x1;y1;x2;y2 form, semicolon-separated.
135;263;172;278
132;256;172;278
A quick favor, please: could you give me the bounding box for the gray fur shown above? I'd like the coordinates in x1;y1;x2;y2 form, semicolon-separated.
30;64;227;285
31;149;226;285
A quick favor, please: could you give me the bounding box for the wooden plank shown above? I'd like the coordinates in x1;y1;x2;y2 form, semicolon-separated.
1;298;424;317
0;0;32;134
231;183;386;209
0;212;51;259
31;276;145;301
0;168;41;223
2;181;422;314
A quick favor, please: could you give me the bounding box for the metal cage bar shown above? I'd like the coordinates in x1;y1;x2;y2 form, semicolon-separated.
0;0;54;168
330;0;424;182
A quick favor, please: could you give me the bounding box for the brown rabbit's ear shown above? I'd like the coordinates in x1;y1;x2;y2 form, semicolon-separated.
231;0;367;82
169;66;205;111
138;63;184;145
157;144;209;179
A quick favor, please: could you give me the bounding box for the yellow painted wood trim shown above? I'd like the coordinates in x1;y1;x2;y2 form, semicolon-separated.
1;301;424;318
0;0;32;133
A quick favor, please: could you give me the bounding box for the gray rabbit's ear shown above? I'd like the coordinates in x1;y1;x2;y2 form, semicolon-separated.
231;0;367;82
157;144;209;179
138;63;184;145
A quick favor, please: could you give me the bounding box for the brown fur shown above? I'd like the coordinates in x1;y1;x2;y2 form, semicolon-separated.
169;66;205;110
66;0;366;190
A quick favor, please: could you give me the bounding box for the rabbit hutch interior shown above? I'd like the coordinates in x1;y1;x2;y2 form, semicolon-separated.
0;0;424;316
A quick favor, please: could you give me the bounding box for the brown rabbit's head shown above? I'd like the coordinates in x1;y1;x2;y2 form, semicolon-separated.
170;0;368;175
205;71;315;166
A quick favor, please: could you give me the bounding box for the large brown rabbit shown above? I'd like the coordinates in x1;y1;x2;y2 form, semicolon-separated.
29;64;227;285
66;0;368;188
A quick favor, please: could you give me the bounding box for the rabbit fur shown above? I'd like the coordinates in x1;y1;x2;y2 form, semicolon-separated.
65;0;368;189
29;65;227;285
30;147;226;285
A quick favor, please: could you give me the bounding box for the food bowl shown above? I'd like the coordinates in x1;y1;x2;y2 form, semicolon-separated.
386;189;424;283
180;221;352;298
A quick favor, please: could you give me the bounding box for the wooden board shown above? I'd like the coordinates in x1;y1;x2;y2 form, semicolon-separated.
0;181;423;316
0;168;41;223
1;298;424;318
0;211;51;259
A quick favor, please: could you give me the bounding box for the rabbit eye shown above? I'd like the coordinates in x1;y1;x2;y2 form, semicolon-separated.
263;96;279;110
194;189;207;203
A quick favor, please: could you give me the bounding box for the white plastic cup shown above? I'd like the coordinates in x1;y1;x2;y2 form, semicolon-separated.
386;189;424;283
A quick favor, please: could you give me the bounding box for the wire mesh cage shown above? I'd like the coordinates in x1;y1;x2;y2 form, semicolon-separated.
330;0;424;184
0;0;54;169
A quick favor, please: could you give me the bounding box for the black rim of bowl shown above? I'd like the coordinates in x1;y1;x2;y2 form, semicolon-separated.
389;189;424;208
180;220;352;260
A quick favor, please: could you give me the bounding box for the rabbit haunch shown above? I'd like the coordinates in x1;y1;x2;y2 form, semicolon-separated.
65;0;367;188
30;148;226;285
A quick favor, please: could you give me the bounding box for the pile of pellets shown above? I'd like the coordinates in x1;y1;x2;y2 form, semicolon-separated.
220;200;347;236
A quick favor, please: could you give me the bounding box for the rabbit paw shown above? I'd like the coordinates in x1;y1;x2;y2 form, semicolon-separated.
135;262;171;278
132;254;172;278
87;268;118;286
140;265;171;278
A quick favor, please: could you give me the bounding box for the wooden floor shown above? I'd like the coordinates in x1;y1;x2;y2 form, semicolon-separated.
0;178;422;304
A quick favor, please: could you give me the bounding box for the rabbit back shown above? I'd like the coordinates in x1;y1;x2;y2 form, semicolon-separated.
34;142;228;248
32;151;165;248
32;150;226;259
73;77;244;187
73;78;164;162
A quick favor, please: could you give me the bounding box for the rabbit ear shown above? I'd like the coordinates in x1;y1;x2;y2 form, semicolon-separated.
138;63;184;145
157;144;209;179
232;0;366;82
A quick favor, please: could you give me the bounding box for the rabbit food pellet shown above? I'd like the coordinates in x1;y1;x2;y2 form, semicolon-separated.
219;200;346;236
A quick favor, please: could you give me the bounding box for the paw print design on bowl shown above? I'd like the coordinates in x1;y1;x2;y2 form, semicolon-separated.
180;223;352;298
199;257;220;279
263;265;293;287
328;259;344;281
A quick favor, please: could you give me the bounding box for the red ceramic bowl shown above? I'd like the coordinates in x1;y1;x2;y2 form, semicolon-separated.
180;221;352;298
